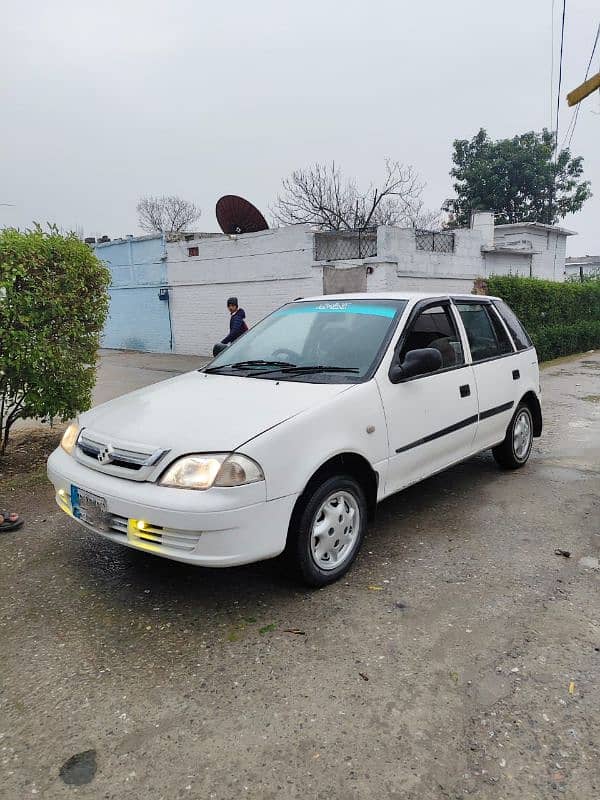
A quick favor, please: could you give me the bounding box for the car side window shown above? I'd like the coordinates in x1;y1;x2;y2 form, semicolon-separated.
455;302;513;362
399;303;465;370
492;299;533;350
487;305;515;354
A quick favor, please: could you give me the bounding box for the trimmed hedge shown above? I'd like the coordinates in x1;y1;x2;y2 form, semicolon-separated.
486;275;600;362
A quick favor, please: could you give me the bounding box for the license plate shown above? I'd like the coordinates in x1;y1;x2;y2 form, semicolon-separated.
70;485;110;531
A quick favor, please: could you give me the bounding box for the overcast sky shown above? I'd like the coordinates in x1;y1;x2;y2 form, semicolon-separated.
1;0;599;255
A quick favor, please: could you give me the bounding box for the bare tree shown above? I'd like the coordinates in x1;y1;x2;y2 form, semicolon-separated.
272;160;437;230
137;195;201;234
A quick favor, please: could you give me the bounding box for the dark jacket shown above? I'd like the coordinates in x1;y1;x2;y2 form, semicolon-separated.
221;308;247;344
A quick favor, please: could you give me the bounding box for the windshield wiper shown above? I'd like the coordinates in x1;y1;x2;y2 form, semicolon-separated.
252;364;360;376
281;364;359;374
205;359;296;374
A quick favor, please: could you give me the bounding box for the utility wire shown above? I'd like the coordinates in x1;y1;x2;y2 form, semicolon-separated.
550;0;556;131
554;0;567;155
549;0;567;225
560;21;600;149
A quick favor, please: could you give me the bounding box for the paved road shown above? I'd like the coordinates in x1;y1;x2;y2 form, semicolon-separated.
92;350;208;407
1;352;599;800
14;350;207;433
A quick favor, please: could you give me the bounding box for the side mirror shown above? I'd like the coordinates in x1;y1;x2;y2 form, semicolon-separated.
389;347;443;383
212;342;229;357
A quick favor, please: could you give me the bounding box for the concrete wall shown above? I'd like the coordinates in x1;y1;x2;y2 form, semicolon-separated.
94;235;173;352
166;226;321;355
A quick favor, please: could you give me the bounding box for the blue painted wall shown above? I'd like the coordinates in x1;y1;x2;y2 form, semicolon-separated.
94;235;172;352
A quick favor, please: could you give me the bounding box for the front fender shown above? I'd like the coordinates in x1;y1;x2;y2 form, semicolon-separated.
242;381;389;501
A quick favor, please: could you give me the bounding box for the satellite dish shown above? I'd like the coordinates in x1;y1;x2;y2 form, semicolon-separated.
216;195;269;234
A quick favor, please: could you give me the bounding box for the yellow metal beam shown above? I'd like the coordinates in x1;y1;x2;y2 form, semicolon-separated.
567;72;600;107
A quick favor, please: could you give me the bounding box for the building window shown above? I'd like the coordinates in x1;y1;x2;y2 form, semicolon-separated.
415;230;455;253
188;246;199;257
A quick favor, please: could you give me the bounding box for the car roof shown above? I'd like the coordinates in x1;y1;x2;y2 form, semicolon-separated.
296;291;500;303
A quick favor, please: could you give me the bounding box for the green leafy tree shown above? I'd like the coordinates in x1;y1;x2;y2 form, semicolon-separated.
448;128;592;227
0;225;110;453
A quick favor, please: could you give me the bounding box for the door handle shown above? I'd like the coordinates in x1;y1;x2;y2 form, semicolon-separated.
460;384;471;398
512;369;520;380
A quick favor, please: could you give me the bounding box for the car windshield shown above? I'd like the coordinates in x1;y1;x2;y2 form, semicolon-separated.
205;299;407;382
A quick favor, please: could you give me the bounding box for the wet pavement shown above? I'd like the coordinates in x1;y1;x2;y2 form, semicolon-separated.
1;352;599;799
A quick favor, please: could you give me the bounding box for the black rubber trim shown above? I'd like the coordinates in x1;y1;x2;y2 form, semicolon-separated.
395;414;478;453
395;400;514;453
467;350;519;366
479;400;514;420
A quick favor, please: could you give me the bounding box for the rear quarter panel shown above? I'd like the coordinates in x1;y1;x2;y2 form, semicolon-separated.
515;347;541;400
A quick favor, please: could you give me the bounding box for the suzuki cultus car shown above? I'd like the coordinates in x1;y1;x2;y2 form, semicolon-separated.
48;293;542;586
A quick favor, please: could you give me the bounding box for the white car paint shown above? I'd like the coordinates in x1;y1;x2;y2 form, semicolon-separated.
47;292;541;570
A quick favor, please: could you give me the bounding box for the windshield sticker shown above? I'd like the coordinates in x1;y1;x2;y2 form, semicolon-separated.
278;303;396;318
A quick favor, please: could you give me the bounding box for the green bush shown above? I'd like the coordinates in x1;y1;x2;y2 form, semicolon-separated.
0;225;110;453
486;275;600;362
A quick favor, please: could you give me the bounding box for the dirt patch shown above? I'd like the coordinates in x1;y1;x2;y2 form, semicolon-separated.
0;428;63;486
582;394;600;404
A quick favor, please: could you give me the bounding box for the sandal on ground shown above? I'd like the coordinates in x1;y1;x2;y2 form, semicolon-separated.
0;512;24;532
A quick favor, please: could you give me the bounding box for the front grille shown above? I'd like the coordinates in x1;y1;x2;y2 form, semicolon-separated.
78;440;144;470
75;430;169;482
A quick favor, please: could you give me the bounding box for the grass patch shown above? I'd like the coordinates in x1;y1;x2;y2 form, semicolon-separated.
259;623;277;635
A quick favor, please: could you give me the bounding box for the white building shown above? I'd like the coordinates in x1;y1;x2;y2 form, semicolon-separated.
165;212;575;355
94;212;576;355
565;254;600;281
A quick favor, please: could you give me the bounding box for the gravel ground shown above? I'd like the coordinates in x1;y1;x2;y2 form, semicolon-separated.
1;351;599;800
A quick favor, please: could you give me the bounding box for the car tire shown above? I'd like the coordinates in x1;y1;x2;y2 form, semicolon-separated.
492;402;534;470
287;475;368;587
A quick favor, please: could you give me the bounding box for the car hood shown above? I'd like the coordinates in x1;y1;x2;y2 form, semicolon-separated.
79;370;352;454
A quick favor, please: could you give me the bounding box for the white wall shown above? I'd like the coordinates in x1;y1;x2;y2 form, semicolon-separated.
166;226;320;355
565;258;600;280
483;251;533;278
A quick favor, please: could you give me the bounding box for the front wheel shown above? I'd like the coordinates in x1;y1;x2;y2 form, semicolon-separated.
492;403;533;469
287;475;367;587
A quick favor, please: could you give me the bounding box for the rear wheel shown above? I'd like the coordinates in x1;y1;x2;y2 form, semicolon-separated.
492;403;533;469
287;475;367;587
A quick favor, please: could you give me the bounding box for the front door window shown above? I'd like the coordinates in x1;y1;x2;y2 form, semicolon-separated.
398;303;465;371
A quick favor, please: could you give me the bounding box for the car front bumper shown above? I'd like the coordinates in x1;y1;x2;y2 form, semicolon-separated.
47;448;296;567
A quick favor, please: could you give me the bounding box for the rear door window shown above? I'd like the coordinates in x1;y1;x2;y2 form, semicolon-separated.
492;299;533;350
455;302;513;363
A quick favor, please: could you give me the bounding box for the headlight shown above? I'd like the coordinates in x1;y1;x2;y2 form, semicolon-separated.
158;453;264;490
61;421;80;455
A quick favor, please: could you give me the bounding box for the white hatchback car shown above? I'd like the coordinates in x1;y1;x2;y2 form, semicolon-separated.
48;292;542;586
